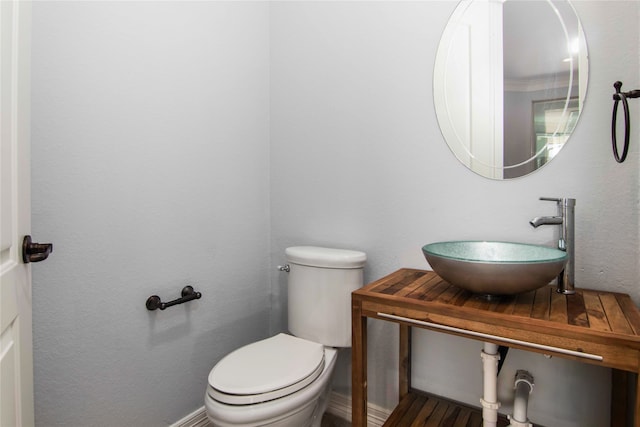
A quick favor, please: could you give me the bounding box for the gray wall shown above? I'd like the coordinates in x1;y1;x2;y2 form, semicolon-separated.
31;1;639;427
31;2;270;426
270;2;639;427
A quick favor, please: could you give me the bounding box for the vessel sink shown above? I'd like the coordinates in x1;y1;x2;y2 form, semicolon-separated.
422;241;567;296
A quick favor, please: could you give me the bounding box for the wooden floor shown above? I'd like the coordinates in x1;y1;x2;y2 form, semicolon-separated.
202;412;351;427
201;397;519;427
321;412;352;427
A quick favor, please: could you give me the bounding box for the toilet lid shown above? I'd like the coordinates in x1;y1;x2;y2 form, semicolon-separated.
208;333;325;405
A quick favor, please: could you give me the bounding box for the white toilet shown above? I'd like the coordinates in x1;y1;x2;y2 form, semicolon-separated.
204;246;367;427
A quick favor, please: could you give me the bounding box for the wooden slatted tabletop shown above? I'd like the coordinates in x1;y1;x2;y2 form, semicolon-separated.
351;268;640;427
355;268;640;370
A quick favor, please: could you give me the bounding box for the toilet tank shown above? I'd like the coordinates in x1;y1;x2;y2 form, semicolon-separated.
286;246;367;348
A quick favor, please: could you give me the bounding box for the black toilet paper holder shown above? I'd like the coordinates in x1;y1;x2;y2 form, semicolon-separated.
146;286;202;311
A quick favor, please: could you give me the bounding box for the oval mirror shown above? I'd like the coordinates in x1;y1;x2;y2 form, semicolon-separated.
434;0;588;179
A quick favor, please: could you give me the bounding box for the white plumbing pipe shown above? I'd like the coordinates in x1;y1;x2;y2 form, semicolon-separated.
508;370;534;427
480;342;501;427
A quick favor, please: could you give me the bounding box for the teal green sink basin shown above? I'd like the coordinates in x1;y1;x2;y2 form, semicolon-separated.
422;241;567;296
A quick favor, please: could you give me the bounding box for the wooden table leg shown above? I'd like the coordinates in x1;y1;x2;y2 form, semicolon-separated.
399;324;411;400
611;369;629;427
352;298;367;427
635;370;640;427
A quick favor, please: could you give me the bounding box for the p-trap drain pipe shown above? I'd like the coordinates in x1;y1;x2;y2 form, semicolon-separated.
508;370;535;427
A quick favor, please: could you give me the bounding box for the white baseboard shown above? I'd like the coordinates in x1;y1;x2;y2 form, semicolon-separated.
170;406;210;427
171;392;391;427
325;391;391;427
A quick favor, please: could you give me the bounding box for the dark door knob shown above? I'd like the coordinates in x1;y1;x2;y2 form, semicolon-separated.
22;235;53;263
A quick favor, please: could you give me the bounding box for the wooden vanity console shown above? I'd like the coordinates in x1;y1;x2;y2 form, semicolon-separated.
352;269;640;426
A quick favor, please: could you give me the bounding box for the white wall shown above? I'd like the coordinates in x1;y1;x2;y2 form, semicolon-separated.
31;2;270;426
30;1;640;426
270;2;639;427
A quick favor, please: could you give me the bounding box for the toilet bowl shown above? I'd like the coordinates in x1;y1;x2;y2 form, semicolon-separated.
205;334;338;427
204;246;366;427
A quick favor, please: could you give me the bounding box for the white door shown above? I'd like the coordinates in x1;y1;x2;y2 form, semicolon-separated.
1;0;35;426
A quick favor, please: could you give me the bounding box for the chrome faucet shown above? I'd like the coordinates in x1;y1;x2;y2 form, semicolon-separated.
529;197;576;295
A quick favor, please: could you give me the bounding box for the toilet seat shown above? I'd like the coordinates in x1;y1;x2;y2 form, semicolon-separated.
208;333;325;405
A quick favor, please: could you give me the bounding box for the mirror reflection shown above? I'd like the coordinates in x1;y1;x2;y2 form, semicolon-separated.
434;0;588;179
